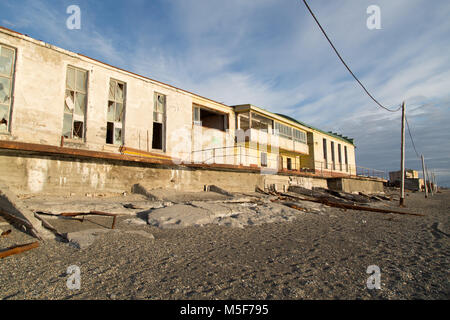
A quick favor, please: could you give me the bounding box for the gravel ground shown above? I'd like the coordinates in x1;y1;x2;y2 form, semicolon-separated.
0;190;448;300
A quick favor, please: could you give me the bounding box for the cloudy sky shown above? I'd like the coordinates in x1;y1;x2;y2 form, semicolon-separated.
1;0;449;186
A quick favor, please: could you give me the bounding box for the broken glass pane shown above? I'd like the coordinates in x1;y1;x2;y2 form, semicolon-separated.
0;77;11;105
75;93;86;116
0;47;14;76
107;101;115;122
65;90;75;112
76;69;87;92
66;67;76;90
109;81;115;100
115;103;123;122
73;121;84;138
114;127;122;145
62;113;73;138
156;94;165;113
116;83;124;102
0;104;9;132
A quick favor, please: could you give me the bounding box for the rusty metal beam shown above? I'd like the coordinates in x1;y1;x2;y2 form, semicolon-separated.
0;241;39;259
59;211;117;229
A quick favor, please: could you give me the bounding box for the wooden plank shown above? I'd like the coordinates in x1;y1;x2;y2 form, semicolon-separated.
0;241;39;259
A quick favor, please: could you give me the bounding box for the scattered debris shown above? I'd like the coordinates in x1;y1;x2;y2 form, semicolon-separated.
122;203;143;209
59;211;118;229
0;241;39;259
0;180;53;239
1;229;11;238
278;192;423;217
205;185;234;197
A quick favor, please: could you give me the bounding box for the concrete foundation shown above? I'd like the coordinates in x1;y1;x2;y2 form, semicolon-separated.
327;177;384;194
0;149;379;197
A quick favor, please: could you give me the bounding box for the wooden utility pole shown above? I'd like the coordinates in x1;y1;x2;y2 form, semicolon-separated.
421;154;428;198
400;102;406;206
432;171;437;193
427;167;434;196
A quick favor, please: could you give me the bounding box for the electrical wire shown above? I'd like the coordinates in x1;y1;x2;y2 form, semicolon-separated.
302;0;401;113
405;114;421;159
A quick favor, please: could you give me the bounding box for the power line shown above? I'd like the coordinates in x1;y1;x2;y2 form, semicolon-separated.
405;114;420;159
301;0;401;113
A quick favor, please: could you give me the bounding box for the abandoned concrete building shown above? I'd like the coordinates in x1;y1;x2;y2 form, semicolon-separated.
0;26;384;195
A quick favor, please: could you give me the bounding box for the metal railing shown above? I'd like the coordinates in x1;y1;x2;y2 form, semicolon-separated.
191;146;387;180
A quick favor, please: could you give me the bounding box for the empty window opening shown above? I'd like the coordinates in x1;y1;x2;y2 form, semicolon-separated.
152;122;163;150
193;105;228;132
106;79;125;145
106;122;114;144
331;141;335;170
338;144;342;170
63;66;87;139
0;45;16;133
261;152;268;167
323;138;328;169
287;157;292;170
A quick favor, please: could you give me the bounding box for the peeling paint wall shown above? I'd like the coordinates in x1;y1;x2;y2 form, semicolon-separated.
0;29;235;163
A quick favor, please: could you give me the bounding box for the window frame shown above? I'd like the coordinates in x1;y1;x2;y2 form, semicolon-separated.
106;78;126;145
152;92;166;151
63;65;88;141
261;152;268;167
0;44;17;134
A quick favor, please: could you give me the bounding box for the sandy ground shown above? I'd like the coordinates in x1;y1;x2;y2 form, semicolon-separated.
0;190;448;300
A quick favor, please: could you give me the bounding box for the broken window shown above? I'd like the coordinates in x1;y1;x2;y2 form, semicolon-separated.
152;92;165;150
0;45;16;133
106;79;125;145
251;112;270;132
63;66;87;139
193;106;201;126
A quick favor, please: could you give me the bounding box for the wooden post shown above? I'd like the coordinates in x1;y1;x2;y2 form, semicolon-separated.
421;154;428;198
427;168;434;196
400;102;406;206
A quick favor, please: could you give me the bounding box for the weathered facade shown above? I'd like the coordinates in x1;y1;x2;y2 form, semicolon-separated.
0;26;361;195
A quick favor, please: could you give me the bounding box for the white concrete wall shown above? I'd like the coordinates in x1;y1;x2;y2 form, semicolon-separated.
0;29;234;163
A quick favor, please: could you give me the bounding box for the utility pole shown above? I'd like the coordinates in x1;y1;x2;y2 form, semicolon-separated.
421;154;428;198
427;167;434;196
432;171;437;193
400;102;406;206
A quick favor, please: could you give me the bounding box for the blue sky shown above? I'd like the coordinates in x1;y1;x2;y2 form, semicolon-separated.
1;0;450;186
